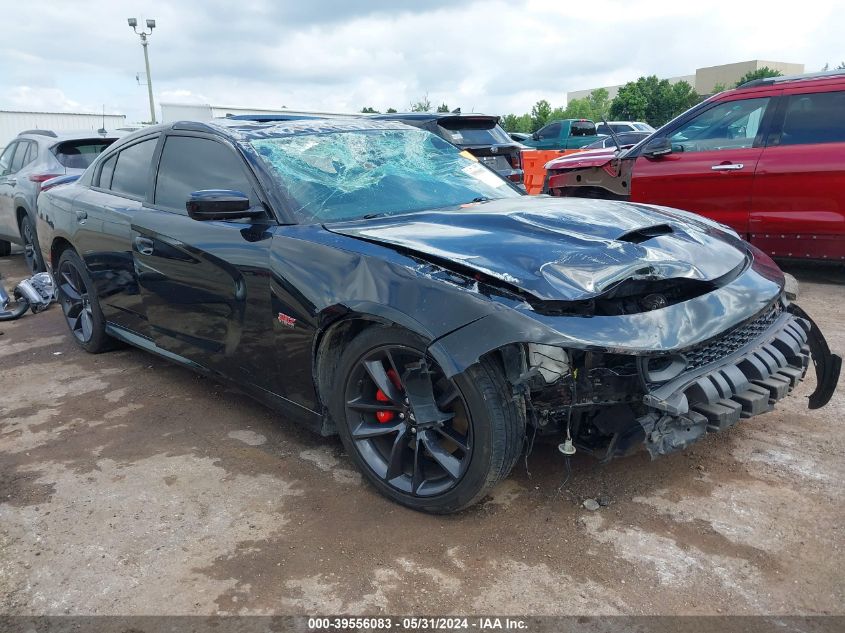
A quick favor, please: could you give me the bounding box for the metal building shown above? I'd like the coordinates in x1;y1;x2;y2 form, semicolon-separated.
0;110;127;151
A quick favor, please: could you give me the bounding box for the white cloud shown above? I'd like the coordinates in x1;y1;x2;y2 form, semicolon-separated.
0;0;842;122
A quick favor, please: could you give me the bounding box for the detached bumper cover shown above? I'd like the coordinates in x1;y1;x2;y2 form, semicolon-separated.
638;304;840;457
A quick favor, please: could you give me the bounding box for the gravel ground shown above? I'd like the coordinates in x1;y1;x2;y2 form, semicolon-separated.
1;253;843;617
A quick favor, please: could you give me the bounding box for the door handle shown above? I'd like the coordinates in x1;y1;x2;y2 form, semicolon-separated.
6;178;16;186
134;236;154;256
711;163;744;171
75;209;87;222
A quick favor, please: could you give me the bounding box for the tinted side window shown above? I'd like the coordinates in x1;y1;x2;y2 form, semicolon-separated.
22;141;37;166
154;136;254;213
669;97;770;153
10;141;28;172
98;153;118;189
0;142;17;175
780;91;845;146
538;123;561;139
110;138;158;199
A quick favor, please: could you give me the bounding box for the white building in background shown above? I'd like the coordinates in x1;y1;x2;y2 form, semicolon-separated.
160;102;353;123
0;110;127;150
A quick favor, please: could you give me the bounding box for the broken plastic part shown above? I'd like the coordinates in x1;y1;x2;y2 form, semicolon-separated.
527;343;570;384
558;438;576;455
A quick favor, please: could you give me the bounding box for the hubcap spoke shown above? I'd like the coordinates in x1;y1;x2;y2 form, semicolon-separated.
385;426;410;481
363;359;403;405
420;430;462;480
80;309;94;340
434;425;470;452
411;437;423;494
346;397;403;413
351;419;405;439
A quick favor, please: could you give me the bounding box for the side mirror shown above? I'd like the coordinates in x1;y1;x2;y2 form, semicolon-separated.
642;136;673;157
531;132;540;141
186;190;258;221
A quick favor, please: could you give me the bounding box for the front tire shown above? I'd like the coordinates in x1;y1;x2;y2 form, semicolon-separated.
330;326;525;513
56;249;115;353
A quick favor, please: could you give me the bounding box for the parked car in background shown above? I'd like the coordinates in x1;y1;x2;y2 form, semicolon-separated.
582;131;651;150
370;112;524;186
520;119;601;150
36;118;839;512
596;121;655;134
545;71;845;262
0;129;120;272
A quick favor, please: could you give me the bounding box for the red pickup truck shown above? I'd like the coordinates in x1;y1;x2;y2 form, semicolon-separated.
544;72;845;262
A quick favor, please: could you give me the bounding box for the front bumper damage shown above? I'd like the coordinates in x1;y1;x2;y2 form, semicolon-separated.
639;303;840;457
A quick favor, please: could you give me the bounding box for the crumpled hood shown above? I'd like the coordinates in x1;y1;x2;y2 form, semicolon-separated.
546;150;616;170
326;197;748;302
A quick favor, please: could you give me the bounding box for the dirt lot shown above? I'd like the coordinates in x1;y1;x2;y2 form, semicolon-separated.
1;252;843;617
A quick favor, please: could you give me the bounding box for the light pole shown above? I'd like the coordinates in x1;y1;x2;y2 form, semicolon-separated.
128;17;157;124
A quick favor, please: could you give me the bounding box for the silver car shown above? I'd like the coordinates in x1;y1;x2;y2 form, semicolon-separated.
0;129;120;272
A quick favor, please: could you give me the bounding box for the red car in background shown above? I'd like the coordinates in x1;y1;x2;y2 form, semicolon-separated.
544;71;845;262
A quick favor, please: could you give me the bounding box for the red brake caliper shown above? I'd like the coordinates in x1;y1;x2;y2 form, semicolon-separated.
375;368;402;424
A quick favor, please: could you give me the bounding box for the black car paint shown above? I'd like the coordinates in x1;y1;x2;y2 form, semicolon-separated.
37;119;839;449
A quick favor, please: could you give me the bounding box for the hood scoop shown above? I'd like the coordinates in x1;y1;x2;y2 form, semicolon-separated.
327;198;748;303
618;224;674;244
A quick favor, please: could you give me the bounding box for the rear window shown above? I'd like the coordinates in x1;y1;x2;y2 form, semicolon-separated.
570;121;597;137
437;118;512;146
54;139;116;169
780;91;845;146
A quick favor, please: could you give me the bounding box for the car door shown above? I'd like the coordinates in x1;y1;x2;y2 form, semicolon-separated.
0;142;22;240
749;86;845;261
629;95;777;235
532;121;562;149
70;134;160;337
130;132;279;390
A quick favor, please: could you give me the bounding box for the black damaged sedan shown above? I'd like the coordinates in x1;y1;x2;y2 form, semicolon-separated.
36;119;840;513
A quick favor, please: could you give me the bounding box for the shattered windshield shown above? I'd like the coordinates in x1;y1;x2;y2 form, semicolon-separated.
251;128;520;223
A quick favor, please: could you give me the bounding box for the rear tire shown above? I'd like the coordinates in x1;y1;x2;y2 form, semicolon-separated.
329;325;525;513
56;249;115;353
20;215;45;273
0;240;10;257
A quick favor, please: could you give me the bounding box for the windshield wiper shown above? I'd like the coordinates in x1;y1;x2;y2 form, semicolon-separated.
470;197;491;203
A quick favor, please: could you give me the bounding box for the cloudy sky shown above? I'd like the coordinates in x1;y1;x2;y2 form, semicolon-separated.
0;0;842;122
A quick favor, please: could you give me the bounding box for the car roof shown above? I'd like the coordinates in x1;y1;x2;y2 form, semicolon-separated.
17;129;125;143
736;69;845;89
108;118;418;149
369;112;499;122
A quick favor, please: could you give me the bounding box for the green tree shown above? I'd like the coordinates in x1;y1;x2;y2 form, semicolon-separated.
500;113;532;133
386;107;397;113
734;67;782;87
360;106;378;113
436;102;450;113
531;99;552;131
609;76;700;127
410;93;432;112
712;82;727;93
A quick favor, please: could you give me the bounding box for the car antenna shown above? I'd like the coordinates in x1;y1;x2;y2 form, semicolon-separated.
98;104;107;135
602;117;623;153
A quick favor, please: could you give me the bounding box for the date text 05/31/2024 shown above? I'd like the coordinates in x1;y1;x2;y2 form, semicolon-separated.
307;616;528;630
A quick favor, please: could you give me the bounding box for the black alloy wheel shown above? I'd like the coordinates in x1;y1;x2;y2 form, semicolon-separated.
56;249;114;353
332;326;525;513
344;344;472;498
20;216;44;273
